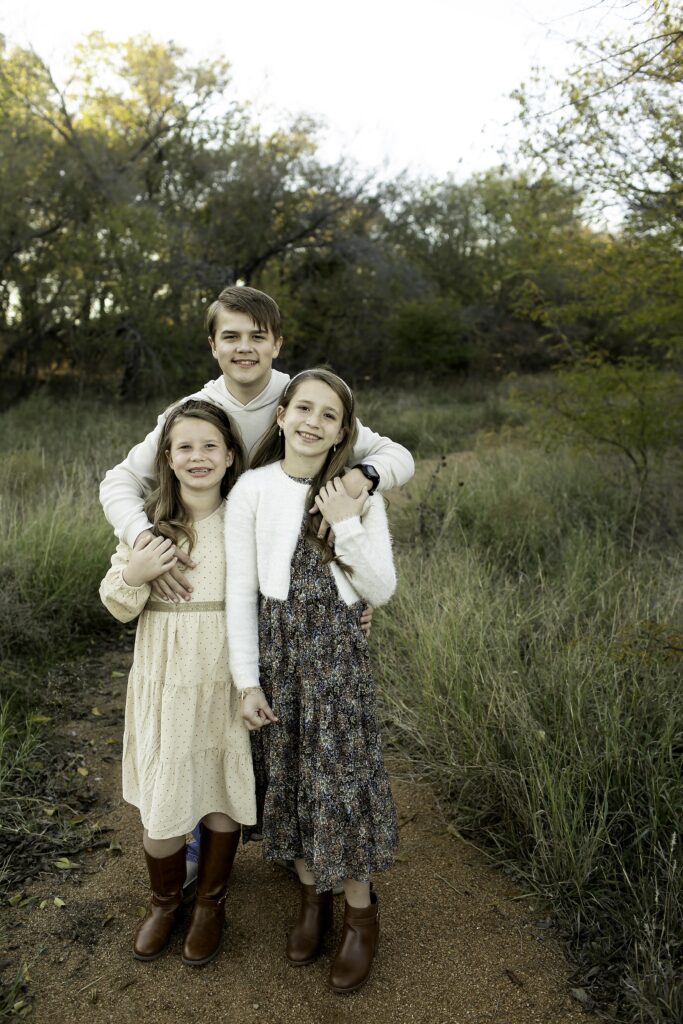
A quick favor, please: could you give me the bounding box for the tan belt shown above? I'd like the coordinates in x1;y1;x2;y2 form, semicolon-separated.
147;600;225;613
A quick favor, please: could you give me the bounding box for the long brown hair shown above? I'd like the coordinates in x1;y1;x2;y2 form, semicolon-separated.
251;368;358;568
143;400;246;553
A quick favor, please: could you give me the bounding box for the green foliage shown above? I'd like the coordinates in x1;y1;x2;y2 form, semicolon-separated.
514;357;683;482
0;959;31;1019
0;35;369;399
4;25;681;400
514;1;683;359
355;379;514;458
385;297;469;376
376;445;683;1022
0;393;158;658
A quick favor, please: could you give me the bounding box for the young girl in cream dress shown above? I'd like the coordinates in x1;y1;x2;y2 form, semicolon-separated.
100;399;255;967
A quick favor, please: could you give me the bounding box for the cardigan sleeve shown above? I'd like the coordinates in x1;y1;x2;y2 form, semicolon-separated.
99;542;151;622
225;477;261;689
332;494;396;607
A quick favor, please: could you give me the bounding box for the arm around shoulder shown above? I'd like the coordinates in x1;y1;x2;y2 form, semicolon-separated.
99;410;166;548
351;419;414;493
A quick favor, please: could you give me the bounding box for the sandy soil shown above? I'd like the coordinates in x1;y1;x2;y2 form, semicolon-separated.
2;644;596;1024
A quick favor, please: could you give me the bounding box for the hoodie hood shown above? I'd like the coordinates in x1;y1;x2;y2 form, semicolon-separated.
188;369;291;457
197;369;290;413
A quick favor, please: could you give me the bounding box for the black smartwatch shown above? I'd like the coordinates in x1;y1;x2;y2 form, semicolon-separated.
357;463;380;495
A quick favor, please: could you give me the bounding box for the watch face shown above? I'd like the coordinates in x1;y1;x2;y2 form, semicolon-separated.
361;465;380;490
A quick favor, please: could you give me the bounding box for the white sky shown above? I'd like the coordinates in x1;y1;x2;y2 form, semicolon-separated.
2;0;645;182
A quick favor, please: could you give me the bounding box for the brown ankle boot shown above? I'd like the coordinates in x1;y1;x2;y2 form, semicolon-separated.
133;846;186;961
329;892;380;993
286;884;333;965
181;824;240;966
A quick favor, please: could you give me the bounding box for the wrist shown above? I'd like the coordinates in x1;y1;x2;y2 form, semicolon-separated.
133;529;154;550
238;686;263;700
342;467;369;499
356;463;380;495
122;566;145;588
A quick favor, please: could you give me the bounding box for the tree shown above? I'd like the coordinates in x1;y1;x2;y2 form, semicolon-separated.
514;1;683;362
0;35;377;399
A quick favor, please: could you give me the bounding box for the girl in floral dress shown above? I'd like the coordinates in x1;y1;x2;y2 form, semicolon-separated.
225;368;399;993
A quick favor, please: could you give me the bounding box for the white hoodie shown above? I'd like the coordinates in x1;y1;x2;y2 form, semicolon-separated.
99;370;415;548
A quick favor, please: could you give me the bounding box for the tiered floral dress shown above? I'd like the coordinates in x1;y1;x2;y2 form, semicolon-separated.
246;482;399;893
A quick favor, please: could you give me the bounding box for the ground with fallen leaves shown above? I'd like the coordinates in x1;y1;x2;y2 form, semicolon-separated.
1;643;597;1024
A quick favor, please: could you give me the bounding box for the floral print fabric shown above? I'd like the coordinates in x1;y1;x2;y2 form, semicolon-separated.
245;519;399;893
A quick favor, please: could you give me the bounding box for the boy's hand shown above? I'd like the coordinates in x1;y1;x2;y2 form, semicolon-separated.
314;477;369;528
309;470;371;541
123;534;178;588
134;530;196;603
360;605;374;637
240;690;278;732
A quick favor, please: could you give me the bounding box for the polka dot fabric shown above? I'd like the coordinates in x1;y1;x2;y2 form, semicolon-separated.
100;502;256;839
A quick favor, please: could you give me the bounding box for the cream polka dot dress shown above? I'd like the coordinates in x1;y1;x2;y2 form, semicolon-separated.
99;501;256;839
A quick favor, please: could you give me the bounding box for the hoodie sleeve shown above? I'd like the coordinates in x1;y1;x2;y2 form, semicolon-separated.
350;419;415;492
99;413;165;549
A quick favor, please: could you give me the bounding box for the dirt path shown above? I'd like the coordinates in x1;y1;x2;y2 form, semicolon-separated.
3;645;595;1024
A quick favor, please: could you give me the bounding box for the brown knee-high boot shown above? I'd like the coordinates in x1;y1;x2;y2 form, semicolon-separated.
329;892;380;993
133;846;186;961
181;823;240;966
286;884;333;965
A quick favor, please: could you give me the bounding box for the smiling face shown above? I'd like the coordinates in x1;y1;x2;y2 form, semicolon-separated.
165;417;234;499
208;307;283;404
276;379;346;472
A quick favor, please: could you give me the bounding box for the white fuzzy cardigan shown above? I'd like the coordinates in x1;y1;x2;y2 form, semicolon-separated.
225;462;396;690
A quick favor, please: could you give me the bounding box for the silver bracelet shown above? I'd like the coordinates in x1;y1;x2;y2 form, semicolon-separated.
239;686;263;701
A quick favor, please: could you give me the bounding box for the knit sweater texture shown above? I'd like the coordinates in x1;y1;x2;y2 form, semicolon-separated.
225;462;396;689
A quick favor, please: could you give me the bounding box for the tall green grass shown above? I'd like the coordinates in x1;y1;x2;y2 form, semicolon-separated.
376;447;682;1022
356;378;518;458
0;395;158;667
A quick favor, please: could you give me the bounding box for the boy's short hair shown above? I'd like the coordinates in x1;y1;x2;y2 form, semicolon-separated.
205;286;282;341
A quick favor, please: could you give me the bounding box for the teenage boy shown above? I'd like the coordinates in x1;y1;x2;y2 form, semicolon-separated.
101;286;414;602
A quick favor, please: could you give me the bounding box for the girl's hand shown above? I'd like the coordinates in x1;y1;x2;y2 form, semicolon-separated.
314;477;369;527
240;690;278;732
123;535;178;588
134;529;196;603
